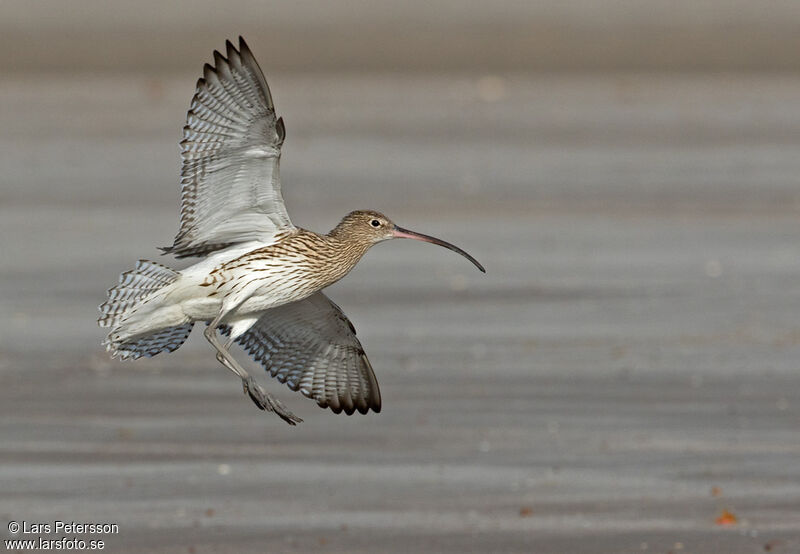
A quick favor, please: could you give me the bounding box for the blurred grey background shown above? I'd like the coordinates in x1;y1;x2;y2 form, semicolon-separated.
4;0;800;73
2;2;800;553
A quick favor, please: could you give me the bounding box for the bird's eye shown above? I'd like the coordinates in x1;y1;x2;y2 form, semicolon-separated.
371;219;381;227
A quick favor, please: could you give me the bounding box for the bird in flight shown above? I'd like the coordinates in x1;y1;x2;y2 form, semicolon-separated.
98;37;485;424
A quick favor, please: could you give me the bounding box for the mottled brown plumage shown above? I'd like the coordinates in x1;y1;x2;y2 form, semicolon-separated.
205;211;393;293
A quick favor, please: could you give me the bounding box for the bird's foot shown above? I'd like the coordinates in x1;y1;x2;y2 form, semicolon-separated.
242;376;303;425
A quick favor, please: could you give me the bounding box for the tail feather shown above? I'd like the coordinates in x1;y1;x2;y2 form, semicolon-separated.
106;322;194;361
99;259;193;360
99;260;180;328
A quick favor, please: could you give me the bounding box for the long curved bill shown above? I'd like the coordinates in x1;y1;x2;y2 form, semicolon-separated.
393;226;486;273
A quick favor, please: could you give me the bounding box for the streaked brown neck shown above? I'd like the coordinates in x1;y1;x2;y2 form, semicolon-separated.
325;226;373;256
225;228;374;288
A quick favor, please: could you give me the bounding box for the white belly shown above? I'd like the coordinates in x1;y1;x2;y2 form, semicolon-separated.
181;297;223;321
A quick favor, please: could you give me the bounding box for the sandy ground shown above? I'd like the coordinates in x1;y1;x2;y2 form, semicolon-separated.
1;71;800;552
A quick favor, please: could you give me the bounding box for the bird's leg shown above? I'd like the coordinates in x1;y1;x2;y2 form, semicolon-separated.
219;336;295;416
204;313;302;425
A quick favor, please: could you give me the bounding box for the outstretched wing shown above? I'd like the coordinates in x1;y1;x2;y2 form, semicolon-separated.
162;37;294;258
234;292;381;415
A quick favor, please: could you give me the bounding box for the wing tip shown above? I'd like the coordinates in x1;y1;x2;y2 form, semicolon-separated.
225;39;242;64
212;49;229;72
237;36;254;61
276;116;286;144
323;388;381;415
202;62;217;81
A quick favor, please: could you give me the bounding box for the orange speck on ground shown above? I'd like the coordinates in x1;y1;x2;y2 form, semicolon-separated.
715;509;738;526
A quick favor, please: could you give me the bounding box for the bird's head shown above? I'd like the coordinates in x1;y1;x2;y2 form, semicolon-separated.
330;210;485;272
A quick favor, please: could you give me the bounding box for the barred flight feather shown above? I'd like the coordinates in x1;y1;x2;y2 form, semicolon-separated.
225;292;381;415
161;37;294;259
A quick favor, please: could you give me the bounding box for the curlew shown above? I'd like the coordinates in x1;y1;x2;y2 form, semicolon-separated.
98;37;484;424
